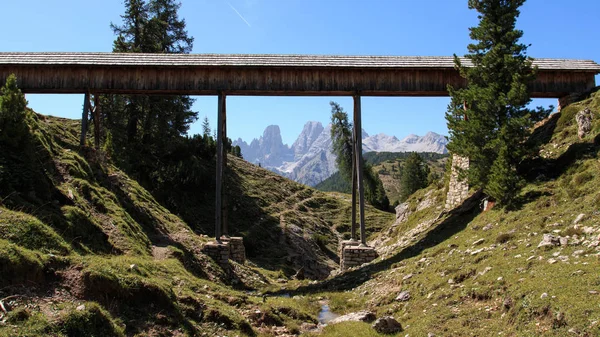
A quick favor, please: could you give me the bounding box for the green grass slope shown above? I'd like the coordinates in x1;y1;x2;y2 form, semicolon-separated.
293;90;600;336
0;108;394;336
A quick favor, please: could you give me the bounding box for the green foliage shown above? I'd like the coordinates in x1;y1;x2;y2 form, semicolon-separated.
0;74;28;148
330;101;354;181
445;0;551;206
399;152;430;202
315;171;352;193
329;101;390;210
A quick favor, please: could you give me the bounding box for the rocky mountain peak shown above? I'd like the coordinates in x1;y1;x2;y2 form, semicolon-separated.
292;121;324;160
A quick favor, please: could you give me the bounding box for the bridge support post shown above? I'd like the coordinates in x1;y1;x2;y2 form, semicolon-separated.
80;92;90;147
351;125;357;241
215;92;227;242
92;94;101;149
353;93;366;246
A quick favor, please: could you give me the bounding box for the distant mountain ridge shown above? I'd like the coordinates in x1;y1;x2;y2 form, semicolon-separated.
233;121;448;186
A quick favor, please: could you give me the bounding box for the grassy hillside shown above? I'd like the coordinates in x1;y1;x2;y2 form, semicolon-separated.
292;90;600;336
0;108;393;336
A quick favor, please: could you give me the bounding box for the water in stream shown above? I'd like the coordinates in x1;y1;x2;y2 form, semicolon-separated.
318;304;339;325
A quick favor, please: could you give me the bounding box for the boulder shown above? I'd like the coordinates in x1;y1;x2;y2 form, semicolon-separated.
328;311;376;325
538;234;560;248
395;291;410;302
372;316;403;334
576;108;593;139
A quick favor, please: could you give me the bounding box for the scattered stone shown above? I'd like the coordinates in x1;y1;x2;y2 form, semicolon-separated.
76;304;86;311
540;293;548;299
482;223;494;231
396;291;411;302
372;316;403;334
402;274;413;281
527;255;536;261
559;237;568;246
548;258;557;264
329;311;376;325
574;213;586;224
583;226;595;234
470;248;484;256
576;108;593;139
589;290;598;295
129;264;139;272
538;234;560;248
572;250;585;256
448;278;455;284
497;277;503;281
428;333;436;337
473;238;485;246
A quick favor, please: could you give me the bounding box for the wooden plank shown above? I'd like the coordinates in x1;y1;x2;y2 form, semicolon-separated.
80;92;89;147
215;92;225;242
351;125;357;241
222;94;229;238
353;94;366;246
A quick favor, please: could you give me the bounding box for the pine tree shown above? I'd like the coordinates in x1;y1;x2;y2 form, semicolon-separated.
445;0;550;207
105;0;198;183
0;74;28;148
202;116;211;138
399;152;429;202
330;101;353;181
329;101;389;210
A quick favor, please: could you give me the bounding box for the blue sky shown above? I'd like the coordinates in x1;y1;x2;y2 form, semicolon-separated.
3;0;599;145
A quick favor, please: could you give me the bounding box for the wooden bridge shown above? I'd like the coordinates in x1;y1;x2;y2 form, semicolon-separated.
1;52;599;97
1;52;598;246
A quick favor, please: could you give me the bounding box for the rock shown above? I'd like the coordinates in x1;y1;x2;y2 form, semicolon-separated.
548;258;557;264
574;213;586;224
329;311;376;324
372;316;403;334
583;226;595;234
572;250;584;256
482;223;494;231
395;291;410;302
428;333;436;337
76;304;86;311
576;108;593;139
538;234;560;248
395;202;411;223
448;278;455;284
540;293;548;299
473;238;485;246
559;237;568;246
129;264;139;272
300;322;319;332
402;274;413;281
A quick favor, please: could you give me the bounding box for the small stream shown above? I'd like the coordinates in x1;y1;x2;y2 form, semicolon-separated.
318;303;339;325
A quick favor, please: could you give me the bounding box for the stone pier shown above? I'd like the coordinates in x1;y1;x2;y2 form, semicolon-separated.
340;241;378;270
201;241;230;270
221;237;246;264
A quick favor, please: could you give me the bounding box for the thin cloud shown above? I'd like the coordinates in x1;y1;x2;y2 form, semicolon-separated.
226;1;252;28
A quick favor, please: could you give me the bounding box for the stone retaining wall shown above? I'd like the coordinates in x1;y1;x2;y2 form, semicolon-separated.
445;154;469;210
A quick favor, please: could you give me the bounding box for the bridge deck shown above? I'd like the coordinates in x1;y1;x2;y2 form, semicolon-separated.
0;52;598;97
